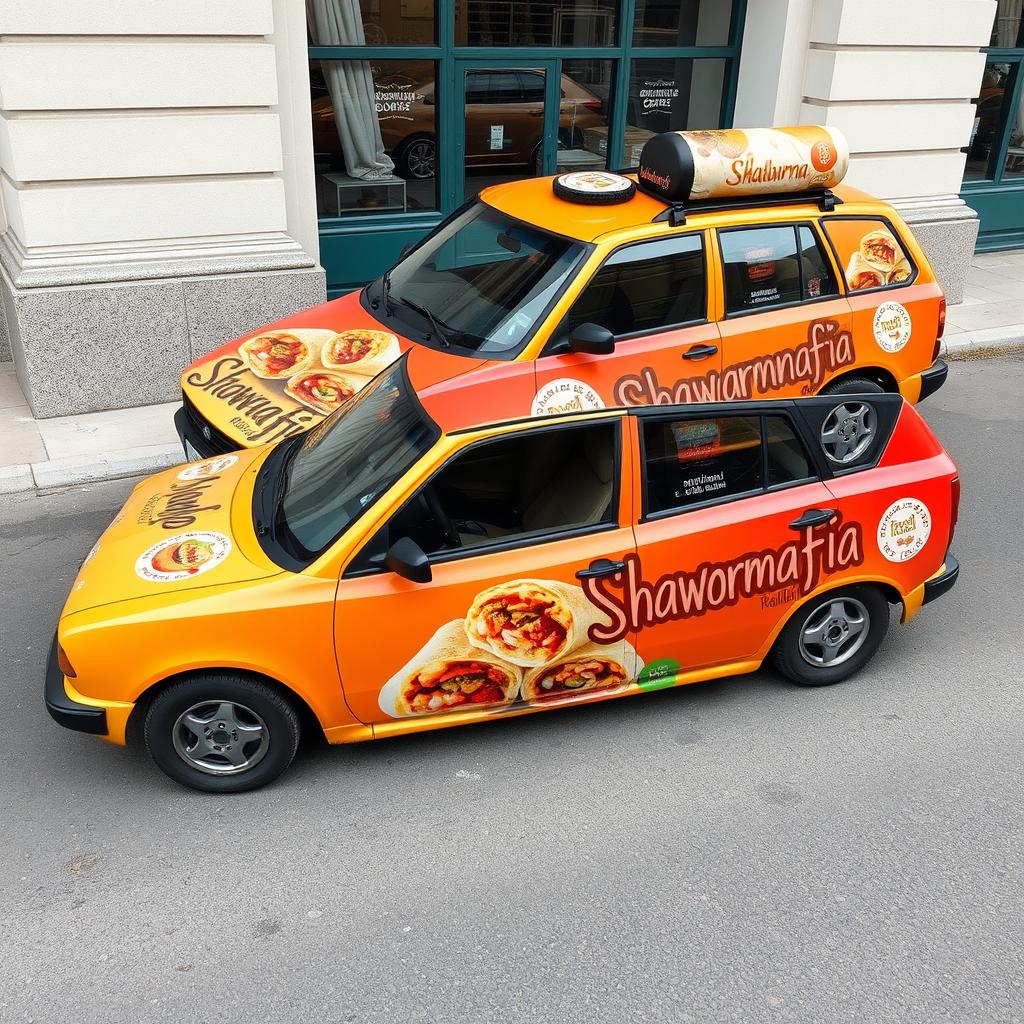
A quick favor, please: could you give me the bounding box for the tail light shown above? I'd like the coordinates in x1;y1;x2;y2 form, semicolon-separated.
581;99;602;112
948;475;960;550
936;295;947;340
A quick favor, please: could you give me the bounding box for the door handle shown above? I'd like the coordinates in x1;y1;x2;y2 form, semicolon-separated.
575;558;626;580
789;508;837;531
681;344;718;360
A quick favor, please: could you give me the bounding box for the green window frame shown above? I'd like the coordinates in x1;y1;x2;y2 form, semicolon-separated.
309;0;747;295
961;16;1024;251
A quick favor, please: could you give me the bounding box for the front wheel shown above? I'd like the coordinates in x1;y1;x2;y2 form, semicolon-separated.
396;135;436;180
772;585;890;686
144;676;300;793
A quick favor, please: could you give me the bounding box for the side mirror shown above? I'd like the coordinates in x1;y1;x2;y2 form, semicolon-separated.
567;322;615;355
385;536;432;584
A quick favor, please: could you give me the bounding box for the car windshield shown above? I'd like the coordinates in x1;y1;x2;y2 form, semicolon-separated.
375;201;587;360
274;359;439;563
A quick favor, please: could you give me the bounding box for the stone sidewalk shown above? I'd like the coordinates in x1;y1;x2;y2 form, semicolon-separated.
2;250;1023;494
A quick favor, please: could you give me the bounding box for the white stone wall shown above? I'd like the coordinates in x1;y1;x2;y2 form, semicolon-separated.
0;0;319;285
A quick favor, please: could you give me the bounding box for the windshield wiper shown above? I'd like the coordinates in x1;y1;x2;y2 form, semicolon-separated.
255;436;301;539
380;268;394;317
394;295;452;348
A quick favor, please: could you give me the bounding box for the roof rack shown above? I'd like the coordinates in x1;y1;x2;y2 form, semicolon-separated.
651;188;843;227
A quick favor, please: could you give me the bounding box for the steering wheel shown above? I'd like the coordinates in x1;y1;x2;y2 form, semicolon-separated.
421;485;461;549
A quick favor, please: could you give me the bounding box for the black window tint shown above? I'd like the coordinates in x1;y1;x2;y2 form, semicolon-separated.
561;234;705;340
517;71;546;103
797;225;838;300
386;422;617;557
643;415;763;515
765;416;813;486
720;226;801;313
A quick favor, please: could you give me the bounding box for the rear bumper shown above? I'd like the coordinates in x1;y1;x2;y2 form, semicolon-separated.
923;553;960;606
918;359;948;402
44;639;107;736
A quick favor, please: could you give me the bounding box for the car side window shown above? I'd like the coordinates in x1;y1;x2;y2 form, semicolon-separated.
719;225;802;313
765;415;813;486
642;413;815;517
382;421;618;560
556;234;706;344
643;415;763;515
797;225;839;300
821;216;916;291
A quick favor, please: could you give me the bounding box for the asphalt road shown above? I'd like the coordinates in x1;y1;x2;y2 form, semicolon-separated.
2;355;1022;1024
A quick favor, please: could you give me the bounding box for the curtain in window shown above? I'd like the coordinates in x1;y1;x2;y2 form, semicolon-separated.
307;0;396;179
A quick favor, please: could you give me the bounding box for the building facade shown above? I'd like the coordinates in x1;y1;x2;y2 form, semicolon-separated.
0;0;1004;418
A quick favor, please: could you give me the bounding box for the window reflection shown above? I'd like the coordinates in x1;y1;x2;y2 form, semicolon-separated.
558;59;616;172
965;61;1014;180
991;0;1024;46
306;0;435;46
1004;83;1024;178
633;0;733;47
624;58;727;164
455;0;617;46
310;59;438;217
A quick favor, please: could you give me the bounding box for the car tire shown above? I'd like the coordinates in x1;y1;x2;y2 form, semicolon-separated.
772;585;890;687
395;135;435;180
822;376;886;396
144;675;300;793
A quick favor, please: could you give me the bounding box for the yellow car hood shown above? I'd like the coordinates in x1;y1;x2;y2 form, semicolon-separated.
62;449;279;617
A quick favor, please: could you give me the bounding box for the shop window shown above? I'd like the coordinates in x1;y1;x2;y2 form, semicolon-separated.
821;218;915;292
965;61;1017;180
719;226;802;313
557;59;617;173
633;0;733;47
307;0;436;46
310;59;438;218
643;415;763;515
1002;81;1024;178
456;0;618;47
558;233;705;342
624;58;727;165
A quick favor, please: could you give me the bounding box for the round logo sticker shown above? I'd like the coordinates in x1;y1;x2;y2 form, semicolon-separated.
810;139;837;173
872;302;912;353
135;531;232;583
532;379;606;417
877;498;931;562
177;455;238;481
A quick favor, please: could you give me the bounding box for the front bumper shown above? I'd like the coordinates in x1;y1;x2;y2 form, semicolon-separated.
918;359;949;402
923;553;959;606
44;639;107;736
174;397;241;460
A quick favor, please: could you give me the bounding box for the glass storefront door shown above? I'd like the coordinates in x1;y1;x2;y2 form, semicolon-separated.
459;61;559;199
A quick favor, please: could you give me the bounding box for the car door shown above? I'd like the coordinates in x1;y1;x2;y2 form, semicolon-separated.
532;232;723;415
715;223;856;398
332;415;638;729
624;406;861;682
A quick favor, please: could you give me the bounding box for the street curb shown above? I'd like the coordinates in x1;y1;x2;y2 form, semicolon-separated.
941;323;1024;356
2;443;182;495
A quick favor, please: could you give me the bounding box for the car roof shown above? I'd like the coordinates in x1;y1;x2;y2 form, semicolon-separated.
480;175;884;245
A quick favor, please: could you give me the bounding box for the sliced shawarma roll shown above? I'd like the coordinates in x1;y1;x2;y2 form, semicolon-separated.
845;253;885;291
378;621;522;719
322;329;401;377
464;578;608;667
522;640;642;705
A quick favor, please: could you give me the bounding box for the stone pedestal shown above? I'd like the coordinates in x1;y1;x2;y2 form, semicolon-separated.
1;258;326;418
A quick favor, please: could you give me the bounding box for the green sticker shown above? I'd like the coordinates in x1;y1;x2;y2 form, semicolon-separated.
637;658;681;692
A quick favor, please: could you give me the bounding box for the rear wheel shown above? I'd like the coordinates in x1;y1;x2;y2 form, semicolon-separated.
772;585;890;686
395;135;435;180
144;675;300;793
822;376;885;396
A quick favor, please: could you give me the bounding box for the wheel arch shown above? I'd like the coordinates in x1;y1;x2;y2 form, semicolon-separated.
822;365;899;393
126;667;326;746
760;577;906;662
